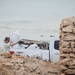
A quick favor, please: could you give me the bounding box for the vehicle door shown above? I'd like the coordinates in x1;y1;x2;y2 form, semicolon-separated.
50;37;60;62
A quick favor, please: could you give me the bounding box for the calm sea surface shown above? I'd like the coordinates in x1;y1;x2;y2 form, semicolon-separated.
0;21;59;46
0;0;75;45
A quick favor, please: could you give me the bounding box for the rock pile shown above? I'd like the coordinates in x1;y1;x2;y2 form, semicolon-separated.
0;54;60;75
59;16;75;75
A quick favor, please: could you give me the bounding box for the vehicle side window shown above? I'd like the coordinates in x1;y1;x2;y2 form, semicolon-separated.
54;40;59;50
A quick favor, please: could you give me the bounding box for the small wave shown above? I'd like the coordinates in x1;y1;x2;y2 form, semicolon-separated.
0;26;11;29
14;21;32;23
0;20;32;24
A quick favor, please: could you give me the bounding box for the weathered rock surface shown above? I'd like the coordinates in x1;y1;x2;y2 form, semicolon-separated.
0;54;60;75
60;16;75;75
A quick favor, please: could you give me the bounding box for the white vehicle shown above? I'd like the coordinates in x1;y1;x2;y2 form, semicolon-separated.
10;36;60;63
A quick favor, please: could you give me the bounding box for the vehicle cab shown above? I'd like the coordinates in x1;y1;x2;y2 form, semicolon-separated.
49;36;60;62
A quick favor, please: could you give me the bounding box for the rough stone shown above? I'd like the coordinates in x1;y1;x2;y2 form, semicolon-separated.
69;53;75;58
15;64;21;70
63;33;75;41
59;58;72;65
2;63;14;69
71;42;75;48
61;48;73;53
60;16;75;75
72;28;75;33
60;54;69;58
61;42;71;48
62;25;73;33
61;73;65;75
3;52;12;58
68;65;75;69
64;69;75;74
60;65;68;71
36;68;41;74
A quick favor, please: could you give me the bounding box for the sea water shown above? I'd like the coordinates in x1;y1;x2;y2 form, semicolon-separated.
0;0;75;46
0;21;59;46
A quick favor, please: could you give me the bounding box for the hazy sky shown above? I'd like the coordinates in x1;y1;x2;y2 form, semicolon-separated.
0;0;75;28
